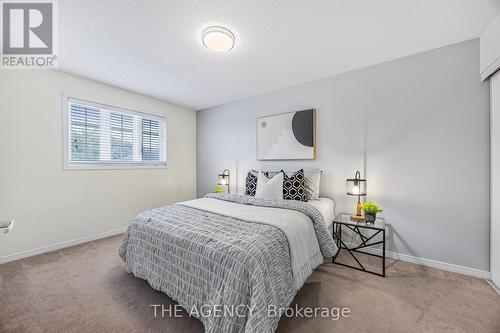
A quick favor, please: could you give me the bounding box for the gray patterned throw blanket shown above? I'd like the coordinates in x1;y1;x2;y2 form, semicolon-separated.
119;193;337;333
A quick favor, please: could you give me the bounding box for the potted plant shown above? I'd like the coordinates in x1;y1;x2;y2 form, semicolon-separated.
213;185;223;193
362;201;383;223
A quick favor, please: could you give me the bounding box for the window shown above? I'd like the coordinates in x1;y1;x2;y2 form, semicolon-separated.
64;97;167;169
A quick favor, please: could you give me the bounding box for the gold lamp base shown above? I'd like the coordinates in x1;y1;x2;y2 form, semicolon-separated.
350;214;366;222
350;200;366;222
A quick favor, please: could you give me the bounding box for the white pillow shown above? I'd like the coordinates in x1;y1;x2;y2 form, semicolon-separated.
255;172;283;200
304;169;321;200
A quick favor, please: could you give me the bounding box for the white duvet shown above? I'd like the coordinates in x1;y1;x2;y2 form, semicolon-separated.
178;197;332;290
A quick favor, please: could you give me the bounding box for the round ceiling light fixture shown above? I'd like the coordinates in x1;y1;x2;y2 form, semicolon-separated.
202;26;235;53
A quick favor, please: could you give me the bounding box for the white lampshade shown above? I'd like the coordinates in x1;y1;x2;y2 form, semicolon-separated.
346;171;367;196
218;175;228;185
202;26;235;52
217;169;230;193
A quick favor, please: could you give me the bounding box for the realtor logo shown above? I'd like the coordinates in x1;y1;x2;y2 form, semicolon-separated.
1;1;57;68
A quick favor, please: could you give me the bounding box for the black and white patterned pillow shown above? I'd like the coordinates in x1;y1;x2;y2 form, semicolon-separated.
245;170;272;196
245;171;258;196
282;169;306;201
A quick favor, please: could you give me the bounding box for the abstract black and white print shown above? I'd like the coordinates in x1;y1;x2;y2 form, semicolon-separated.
257;109;315;160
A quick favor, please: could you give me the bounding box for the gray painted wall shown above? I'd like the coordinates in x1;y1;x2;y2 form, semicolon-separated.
197;39;490;271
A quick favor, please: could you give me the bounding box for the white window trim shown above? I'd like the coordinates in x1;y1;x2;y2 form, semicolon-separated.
62;94;169;170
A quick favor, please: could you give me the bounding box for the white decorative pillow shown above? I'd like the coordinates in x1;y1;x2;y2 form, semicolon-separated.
255;172;284;200
304;169;321;200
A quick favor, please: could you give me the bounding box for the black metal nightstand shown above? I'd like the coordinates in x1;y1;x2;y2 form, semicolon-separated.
332;212;386;277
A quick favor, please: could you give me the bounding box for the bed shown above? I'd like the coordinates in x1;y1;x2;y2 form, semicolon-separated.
119;193;337;333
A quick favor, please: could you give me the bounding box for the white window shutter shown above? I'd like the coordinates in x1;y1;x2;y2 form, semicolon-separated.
66;98;167;168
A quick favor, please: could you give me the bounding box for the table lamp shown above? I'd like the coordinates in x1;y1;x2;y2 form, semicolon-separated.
218;169;230;193
346;171;367;221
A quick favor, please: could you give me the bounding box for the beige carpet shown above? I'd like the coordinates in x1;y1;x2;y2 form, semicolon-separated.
1;235;499;333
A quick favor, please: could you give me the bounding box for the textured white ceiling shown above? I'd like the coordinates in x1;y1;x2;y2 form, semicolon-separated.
58;0;500;110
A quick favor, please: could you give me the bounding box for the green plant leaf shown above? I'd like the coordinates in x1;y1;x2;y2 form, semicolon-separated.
362;200;383;214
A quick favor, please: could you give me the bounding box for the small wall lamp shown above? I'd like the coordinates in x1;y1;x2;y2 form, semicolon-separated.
346;171;367;220
218;169;230;193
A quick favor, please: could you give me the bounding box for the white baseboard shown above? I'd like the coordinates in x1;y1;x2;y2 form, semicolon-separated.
1;228;492;281
486;280;500;295
341;242;491;279
384;249;491;279
0;227;127;264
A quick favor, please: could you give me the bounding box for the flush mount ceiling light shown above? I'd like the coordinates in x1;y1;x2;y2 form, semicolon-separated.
202;26;235;53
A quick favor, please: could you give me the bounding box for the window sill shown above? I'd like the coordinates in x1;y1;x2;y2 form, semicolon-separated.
64;162;168;170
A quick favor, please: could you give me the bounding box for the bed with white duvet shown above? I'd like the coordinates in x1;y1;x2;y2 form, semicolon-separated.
119;193;337;333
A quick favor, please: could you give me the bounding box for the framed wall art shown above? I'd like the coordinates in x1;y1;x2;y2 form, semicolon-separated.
257;109;316;160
